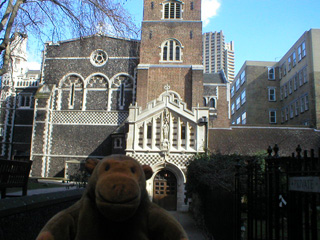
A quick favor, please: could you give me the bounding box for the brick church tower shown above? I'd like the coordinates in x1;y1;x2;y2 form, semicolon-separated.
136;0;204;109
127;0;208;211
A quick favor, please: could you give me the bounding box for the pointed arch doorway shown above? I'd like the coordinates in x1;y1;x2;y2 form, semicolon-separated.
153;169;177;211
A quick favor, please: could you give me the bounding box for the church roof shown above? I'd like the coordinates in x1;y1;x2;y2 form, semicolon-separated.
208;127;320;157
26;70;40;75
203;71;228;84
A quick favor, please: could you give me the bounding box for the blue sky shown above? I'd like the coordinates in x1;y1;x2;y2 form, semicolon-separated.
28;0;320;74
123;0;320;74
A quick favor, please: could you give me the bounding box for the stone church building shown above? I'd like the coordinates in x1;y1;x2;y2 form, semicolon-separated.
28;0;230;211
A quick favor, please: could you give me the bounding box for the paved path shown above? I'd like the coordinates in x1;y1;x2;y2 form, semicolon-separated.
170;211;208;240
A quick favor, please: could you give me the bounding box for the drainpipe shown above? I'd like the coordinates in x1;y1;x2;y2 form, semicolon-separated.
9;91;17;160
205;117;208;156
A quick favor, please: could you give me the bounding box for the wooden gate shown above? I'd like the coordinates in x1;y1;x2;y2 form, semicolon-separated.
153;170;177;211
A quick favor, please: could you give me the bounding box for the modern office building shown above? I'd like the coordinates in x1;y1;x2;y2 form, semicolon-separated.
203;31;235;82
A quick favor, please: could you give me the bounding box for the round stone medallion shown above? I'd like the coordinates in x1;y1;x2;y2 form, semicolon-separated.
90;49;108;67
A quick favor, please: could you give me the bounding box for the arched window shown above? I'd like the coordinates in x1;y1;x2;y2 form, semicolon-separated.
111;74;134;110
203;98;207;106
59;74;84;110
163;1;182;19
86;75;109;110
209;98;216;108
161;39;182;62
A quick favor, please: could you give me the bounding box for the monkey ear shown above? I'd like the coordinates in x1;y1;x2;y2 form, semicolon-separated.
85;158;100;174
142;165;153;180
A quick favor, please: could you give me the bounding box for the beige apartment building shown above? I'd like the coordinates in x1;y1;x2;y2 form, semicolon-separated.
231;29;320;129
230;61;279;126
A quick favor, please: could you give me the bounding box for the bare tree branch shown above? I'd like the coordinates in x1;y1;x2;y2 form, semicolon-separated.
0;0;14;33
0;0;9;11
0;0;138;76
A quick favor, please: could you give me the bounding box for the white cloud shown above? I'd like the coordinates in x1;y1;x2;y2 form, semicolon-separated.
202;0;221;27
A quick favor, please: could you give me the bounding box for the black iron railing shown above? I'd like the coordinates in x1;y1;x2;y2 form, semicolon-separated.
235;145;320;240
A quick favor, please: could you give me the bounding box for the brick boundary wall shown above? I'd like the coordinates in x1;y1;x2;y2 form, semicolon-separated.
0;189;84;240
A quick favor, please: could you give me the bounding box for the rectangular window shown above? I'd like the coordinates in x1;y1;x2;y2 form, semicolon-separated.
190;2;194;10
300;97;305;113
285;107;289;121
288;57;292;71
295;101;299;116
284;84;288;98
236;117;241;125
269;110;276;124
305;95;309;111
19;94;33;108
235;78;240;91
289;79;293;94
170;3;175;18
147;125;152;139
164;4;169;18
236;97;240;110
281;110;284;123
268;67;275;80
114;137;123;149
292;52;296;67
231;85;235;98
241;90;246;105
303;67;308;83
181;125;186;140
290;105;294;119
268;88;276;101
280;87;283;100
298;41;306;61
231;102;235;115
241;112;247;125
294;74;298;91
302;41;306;58
240;71;246;85
299;71;303;86
298;45;302;61
175;3;181;18
283;64;287;76
69;84;75;109
169;41;174;60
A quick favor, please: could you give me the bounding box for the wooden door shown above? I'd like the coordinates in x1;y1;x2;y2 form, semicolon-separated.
153;170;177;211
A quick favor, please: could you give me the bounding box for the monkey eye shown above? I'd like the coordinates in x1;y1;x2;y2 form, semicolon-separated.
105;164;110;171
130;167;136;174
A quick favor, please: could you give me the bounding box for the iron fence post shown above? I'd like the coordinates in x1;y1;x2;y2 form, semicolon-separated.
234;159;241;240
247;160;253;240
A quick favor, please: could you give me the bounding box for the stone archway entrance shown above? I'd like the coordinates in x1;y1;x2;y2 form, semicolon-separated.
153;169;177;211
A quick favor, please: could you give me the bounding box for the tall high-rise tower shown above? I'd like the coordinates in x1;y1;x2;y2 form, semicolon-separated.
136;0;204;109
203;31;235;81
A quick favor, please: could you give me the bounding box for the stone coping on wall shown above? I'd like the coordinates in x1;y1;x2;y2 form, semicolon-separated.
0;189;84;218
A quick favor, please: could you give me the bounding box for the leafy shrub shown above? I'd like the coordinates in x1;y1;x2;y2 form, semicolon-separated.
186;153;265;239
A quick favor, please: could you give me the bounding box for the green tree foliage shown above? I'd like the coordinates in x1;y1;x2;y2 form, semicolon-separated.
187;152;266;194
186;152;267;239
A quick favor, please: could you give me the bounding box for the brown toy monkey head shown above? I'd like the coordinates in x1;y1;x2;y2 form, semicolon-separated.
85;155;153;222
